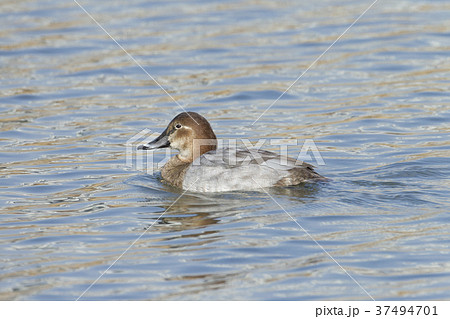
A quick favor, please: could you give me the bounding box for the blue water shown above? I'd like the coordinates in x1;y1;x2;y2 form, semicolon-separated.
0;0;449;300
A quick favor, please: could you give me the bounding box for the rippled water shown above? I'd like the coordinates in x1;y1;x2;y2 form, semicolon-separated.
1;0;449;300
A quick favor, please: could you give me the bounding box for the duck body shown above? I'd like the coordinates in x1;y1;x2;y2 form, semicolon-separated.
138;112;325;192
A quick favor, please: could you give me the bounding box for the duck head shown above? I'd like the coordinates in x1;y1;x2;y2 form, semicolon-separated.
137;112;217;162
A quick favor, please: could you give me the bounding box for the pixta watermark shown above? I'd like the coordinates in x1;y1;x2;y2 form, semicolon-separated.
126;129;325;175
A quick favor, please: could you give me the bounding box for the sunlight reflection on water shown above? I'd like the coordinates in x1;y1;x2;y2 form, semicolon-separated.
0;0;449;300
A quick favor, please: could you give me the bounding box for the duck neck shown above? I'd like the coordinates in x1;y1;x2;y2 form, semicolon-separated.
192;138;217;160
177;138;217;163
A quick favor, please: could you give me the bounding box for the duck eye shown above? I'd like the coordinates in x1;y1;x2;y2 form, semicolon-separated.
175;124;182;129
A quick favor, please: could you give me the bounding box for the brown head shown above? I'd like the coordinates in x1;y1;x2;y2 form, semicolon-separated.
137;112;217;162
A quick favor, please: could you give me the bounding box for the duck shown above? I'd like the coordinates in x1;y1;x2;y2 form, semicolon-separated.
137;112;326;192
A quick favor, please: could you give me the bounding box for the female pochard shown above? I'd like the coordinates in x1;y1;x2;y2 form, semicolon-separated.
138;112;325;192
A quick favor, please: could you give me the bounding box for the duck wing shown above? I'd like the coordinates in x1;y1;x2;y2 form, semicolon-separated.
184;148;325;192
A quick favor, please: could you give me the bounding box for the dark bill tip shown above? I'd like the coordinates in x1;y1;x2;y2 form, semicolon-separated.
137;145;149;150
136;130;170;151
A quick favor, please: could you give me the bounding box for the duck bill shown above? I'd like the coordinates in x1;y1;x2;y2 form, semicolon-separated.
137;129;170;150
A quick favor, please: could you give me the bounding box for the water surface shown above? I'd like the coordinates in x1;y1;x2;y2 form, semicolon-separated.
0;0;449;300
